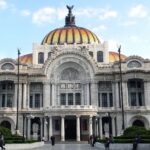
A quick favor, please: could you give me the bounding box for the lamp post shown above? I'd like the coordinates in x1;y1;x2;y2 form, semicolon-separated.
118;46;125;131
16;49;21;135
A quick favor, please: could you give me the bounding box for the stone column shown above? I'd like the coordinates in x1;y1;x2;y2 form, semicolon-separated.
122;82;128;107
76;115;80;141
14;83;17;108
90;82;98;106
27;117;31;139
23;83;27;109
86;83;90;105
61;116;65;141
99;117;103;139
49;116;52;139
43;82;50;108
89;116;93;136
27;83;30;109
115;82;120;108
44;117;48;141
40;118;43;140
112;116;116;137
51;83;55;106
144;81;150;106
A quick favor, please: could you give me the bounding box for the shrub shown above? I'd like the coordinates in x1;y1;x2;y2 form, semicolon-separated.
0;126;12;137
123;126;149;137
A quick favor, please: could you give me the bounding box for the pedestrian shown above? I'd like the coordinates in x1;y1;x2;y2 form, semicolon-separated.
132;137;138;150
104;137;110;150
51;135;55;146
0;133;5;150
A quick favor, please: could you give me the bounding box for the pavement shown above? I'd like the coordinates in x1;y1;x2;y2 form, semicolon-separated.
28;143;100;150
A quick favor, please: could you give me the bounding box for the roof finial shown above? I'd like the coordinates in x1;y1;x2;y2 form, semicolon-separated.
65;5;75;27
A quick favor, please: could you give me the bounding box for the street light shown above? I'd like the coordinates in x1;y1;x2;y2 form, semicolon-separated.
16;49;21;135
118;46;125;131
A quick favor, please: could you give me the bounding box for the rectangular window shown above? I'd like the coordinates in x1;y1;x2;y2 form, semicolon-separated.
138;92;142;106
35;94;40;108
60;93;66;105
30;95;33;108
109;93;113;107
2;94;5;107
75;93;81;105
131;92;136;106
68;93;73;105
98;93;101;107
102;93;107;107
7;94;12;107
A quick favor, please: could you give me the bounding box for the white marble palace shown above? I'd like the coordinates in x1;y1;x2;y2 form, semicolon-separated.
0;6;150;142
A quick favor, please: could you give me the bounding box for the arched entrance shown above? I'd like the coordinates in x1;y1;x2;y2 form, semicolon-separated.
0;121;11;130
133;120;144;127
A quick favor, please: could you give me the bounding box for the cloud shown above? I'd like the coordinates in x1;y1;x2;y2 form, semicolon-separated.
21;10;31;17
121;20;137;26
32;7;56;25
129;35;139;42
129;4;148;18
75;7;118;20
93;25;107;32
99;9;117;20
0;0;7;10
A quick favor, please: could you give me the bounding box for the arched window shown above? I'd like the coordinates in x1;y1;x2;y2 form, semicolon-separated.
97;51;103;62
0;121;11;130
38;52;44;64
133;120;144;127
128;79;144;106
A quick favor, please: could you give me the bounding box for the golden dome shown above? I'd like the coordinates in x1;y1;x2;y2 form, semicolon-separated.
41;27;100;45
109;51;127;62
41;6;100;45
19;53;32;65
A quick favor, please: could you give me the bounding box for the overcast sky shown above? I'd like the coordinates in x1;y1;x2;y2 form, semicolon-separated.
0;0;150;59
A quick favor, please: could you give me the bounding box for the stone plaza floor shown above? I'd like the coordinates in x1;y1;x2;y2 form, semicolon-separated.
27;143;100;150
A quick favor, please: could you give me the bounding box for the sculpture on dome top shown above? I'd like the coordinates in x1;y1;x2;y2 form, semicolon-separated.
65;5;75;26
66;5;74;15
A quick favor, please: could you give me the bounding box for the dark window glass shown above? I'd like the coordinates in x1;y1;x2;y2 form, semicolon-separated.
35;94;40;108
60;93;66;105
102;93;107;107
98;93;101;107
97;51;103;62
75;93;81;105
2;94;5;107
7;94;12;107
68;93;73;105
38;52;44;64
30;95;33;108
131;92;136;106
138;92;142;106
109;93;113;107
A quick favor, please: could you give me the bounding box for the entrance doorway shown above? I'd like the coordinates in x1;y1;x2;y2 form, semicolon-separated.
65;118;76;140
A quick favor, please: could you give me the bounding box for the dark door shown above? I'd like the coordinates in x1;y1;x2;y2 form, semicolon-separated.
65;119;76;140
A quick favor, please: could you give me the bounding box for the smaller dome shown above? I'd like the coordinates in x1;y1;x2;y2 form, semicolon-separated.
19;53;32;65
109;51;127;62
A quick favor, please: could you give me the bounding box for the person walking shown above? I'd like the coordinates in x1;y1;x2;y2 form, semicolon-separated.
51;135;55;146
104;137;110;150
0;133;5;150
